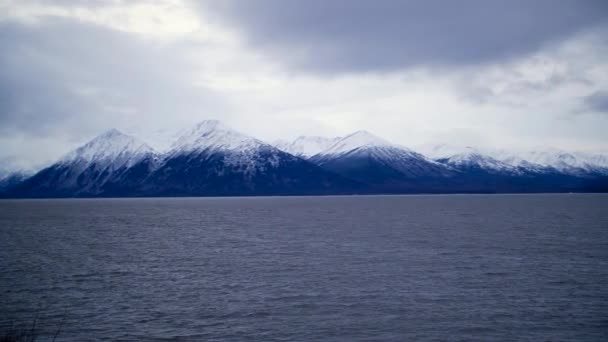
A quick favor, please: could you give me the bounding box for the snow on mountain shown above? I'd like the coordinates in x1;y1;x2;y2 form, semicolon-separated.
582;153;608;170
272;138;291;151
166;120;301;175
3;124;608;197
318;130;395;156
0;130;157;192
170;120;265;154
0;156;39;184
490;149;608;174
415;143;472;160
5;129;159;197
435;147;518;173
273;136;342;158
316;130;443;165
316;130;444;167
311;130;452;182
488;149;541;168
0;168;27;183
0;170;31;190
416;144;516;172
144;121;361;195
61;129;156;169
531;151;608;171
418;143;608;175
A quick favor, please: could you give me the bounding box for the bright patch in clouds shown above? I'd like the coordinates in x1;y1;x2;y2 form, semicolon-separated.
1;0;202;38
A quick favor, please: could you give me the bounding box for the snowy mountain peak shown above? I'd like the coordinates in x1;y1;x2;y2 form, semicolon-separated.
321;130;392;155
171;120;266;154
61;129;155;165
492;149;608;174
440;152;514;172
98;128;123;139
274;135;342;157
415;143;475;159
449;146;484;158
416;144;513;172
191;120;226;133
348;130;390;144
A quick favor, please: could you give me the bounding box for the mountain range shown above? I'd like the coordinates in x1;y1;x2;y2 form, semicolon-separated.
2;120;607;197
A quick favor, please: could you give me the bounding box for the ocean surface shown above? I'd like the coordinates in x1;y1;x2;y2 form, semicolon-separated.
1;194;607;341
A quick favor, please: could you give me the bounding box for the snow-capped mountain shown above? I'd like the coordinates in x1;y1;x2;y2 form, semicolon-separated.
310;131;453;191
2;123;607;197
170;120;264;155
163;120;294;176
273;136;341;158
312;130;449;177
318;130;391;156
435;149;518;173
414;143;594;192
61;129;156;169
9;129;158;197
417;143;608;175
492;149;608;175
140;121;361;196
416;143;474;160
0;171;32;191
421;145;518;173
0;156;39;188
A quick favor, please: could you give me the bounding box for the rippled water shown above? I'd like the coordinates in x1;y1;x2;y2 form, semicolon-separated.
1;194;607;341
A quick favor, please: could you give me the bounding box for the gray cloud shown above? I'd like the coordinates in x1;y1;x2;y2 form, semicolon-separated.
458;69;595;107
583;91;608;113
199;0;608;73
1;1;607;169
0;17;225;141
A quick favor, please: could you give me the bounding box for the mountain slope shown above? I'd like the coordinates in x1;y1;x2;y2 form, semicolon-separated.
420;144;602;192
434;147;520;174
0;171;32;191
309;131;454;192
0;157;38;191
274;136;341;158
140;121;362;196
8;129;158;197
2;125;607;197
491;149;608;176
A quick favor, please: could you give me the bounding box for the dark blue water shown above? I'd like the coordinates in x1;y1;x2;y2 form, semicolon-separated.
1;194;607;341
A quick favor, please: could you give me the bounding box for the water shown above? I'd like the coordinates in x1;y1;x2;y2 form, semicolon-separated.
1;194;607;341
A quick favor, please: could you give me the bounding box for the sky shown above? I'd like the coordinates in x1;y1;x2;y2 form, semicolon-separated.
1;0;607;170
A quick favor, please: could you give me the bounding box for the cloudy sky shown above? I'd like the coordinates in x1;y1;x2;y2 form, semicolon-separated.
1;0;607;170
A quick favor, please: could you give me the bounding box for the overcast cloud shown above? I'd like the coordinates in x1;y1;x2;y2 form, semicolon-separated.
0;0;607;170
583;91;608;114
199;0;608;73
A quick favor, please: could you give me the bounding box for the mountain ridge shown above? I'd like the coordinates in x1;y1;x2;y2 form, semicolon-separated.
2;122;607;197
